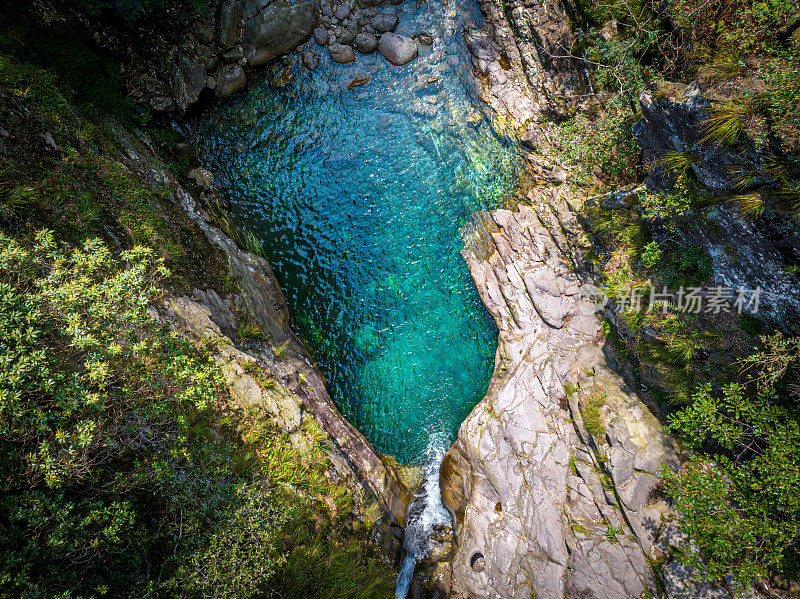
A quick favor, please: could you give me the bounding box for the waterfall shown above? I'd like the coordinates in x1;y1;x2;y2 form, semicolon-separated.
395;433;452;599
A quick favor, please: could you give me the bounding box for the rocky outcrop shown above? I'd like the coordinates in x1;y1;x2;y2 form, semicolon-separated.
432;203;680;599
110;122;412;528
462;0;580;135
127;0;317;113
635;83;800;332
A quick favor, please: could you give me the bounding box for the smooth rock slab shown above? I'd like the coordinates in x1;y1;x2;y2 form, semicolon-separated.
377;32;417;65
328;42;355;63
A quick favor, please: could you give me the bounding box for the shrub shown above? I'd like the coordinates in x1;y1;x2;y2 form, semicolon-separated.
664;336;800;589
554;97;642;187
0;231;394;598
640;240;663;268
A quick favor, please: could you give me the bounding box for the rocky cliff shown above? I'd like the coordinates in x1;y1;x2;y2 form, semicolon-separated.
430;3;786;598
101;115;413;527
431;196;684;598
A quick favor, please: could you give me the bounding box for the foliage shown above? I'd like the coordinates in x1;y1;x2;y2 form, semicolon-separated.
580;389;608;440
640;240;663;268
0;231;394;598
664;335;800;589
651;241;713;287
640;175;696;232
554;97;641;187
670;0;800;59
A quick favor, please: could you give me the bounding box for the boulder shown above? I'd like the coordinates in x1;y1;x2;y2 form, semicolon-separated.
242;0;317;64
328;42;355;63
170;52;206;113
354;31;378;53
334;3;350;20
371;12;398;32
215;63;247;97
377;32;417;65
339;27;357;45
193;22;215;44
188;167;215;191
223;47;245;62
302;51;320;70
216;0;243;50
313;26;329;45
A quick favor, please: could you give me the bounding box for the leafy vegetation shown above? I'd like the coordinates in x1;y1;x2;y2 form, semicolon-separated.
664;334;800;590
567;1;800;591
0;231;393;598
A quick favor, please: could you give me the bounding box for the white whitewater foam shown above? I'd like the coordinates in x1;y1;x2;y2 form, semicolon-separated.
395;432;452;599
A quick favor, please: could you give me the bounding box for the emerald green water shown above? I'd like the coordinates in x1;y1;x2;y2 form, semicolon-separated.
196;0;519;463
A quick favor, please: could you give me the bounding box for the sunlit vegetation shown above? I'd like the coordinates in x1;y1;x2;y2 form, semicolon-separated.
0;230;394;598
558;1;800;591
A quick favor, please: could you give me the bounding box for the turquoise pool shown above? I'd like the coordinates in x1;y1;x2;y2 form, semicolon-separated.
196;0;520;463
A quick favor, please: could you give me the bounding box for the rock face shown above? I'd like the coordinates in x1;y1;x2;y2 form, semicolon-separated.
107;119;412;531
462;0;580;133
431;205;680;599
126;0;317;113
634;84;800;333
634;84;753;192
170;51;206;113
377;32;418;66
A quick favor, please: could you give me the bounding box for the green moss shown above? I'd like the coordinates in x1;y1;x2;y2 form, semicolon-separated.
580;389;607;441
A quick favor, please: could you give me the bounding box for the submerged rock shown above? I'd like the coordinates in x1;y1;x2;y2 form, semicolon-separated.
302;50;320;70
347;75;370;89
328;42;355;63
378;32;417;65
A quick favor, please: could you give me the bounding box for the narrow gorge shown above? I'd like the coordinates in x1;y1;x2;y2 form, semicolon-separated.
1;0;799;598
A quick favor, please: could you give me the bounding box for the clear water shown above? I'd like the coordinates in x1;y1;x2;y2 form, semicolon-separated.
195;0;519;463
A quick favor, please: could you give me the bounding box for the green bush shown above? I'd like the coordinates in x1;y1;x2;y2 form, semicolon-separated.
664;335;800;589
0;231;394;598
554;97;642;187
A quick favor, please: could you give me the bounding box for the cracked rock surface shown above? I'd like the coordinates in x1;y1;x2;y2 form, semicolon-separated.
432;205;679;599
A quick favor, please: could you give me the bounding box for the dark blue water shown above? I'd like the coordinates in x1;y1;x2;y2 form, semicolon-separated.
196;0;520;463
